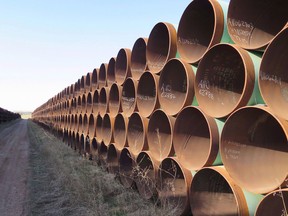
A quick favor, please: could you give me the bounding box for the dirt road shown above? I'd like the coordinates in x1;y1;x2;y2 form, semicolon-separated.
0;120;29;216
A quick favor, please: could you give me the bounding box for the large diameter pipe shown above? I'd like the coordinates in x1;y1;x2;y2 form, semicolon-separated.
115;48;132;85
98;63;108;89
91;68;99;91
95;114;103;143
131;37;148;80
88;113;96;138
159;58;195;116
173;106;223;171
99;87;109;117
92;89;99;115
135;151;159;200
259;26;288;120
190;166;263;216
137;71;159;118
80;75;86;94
147;109;175;161
157;157;192;216
119;147;136;189
177;0;231;64
227;0;288;50
81;93;87;114
90;137;99;160
146;22;177;74
98;141;108;166
108;83;122;118
107;57;116;87
255;189;288;216
82;113;89;136
121;78;138;117
85;72;92;93
101;113;115;146
113;113;128;150
127;112;148;155
86;92;93;114
220;106;288;194
107;143;120;175
195;43;263;118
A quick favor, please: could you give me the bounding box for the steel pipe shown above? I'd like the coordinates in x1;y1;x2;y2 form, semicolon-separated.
115;48;132;85
121;78;138;117
131;37;148;80
108;83;122;118
91;68;98;91
99;87;109;117
220;105;288;194
119;147;136;189
113;113;128;150
101;113;115;146
107;143;120;174
146;22;177;74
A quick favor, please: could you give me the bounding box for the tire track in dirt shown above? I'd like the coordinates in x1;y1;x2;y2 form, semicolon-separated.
0;120;29;216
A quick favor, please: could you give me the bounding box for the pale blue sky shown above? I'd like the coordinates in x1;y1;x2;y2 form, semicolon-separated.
0;0;228;112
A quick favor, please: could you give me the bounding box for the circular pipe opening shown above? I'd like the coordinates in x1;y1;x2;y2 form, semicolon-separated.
95;114;103;143
220;106;288;194
114;113;128;150
98;63;108;89
88;113;95;138
115;48;132;85
147;109;175;161
91;137;98;159
227;0;288;50
131;37;148;80
107;57;116;87
102;113;114;146
157;157;192;216
177;0;224;64
86;92;93;114
146;22;177;74
136;151;159;200
195;43;254;118
83;113;89;135
119;148;135;188
99;87;109;117
81;93;87;114
92;68;98;90
190;167;248;216
137;71;159;118
80;75;86;93
77;95;82;113
98;141;108;166
108;83;122;118
121;78;138;117
159;58;195;116
107;143;119;174
85;72;92;92
255;189;288;216
78;114;83;133
92;90;99;114
259;27;288;120
173;106;219;170
127;112;148;155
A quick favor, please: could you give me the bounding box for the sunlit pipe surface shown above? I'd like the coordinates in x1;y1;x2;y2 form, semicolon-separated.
113;113;129;150
108;83;122;118
107;57;116;87
131;37;148;80
119;147;136;188
115;48;132;85
121;78;138;117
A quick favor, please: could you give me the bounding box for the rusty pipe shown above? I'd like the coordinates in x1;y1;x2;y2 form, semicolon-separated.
95;114;103;143
86;92;93;114
91;68;99;91
88;113;96;138
121;77;138;117
115;48;132;85
107;143;120;175
107;57;116;88
137;71;160;118
159;58;195;116
119;147;136;189
98;63;108;89
220;105;288;194
92;89;99;115
99;87;109;117
131;37;148;80
113;113;129;150
85;72;92;92
108;83;122;118
101;113;115;146
146;22;177;74
147;109;175;161
98;141;108;166
227;0;288;50
127;112;148;155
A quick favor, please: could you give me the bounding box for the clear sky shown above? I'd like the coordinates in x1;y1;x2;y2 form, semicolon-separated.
0;0;228;112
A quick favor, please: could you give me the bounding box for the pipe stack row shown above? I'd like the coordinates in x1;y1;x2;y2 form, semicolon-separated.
0;107;20;123
32;0;288;215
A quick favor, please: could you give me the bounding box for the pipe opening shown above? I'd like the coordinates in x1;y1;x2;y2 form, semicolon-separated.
92;68;98;89
88;113;95;137
98;63;108;89
107;144;119;174
114;113;128;150
92;90;99;114
115;48;131;85
95;114;103;142
107;57;116;87
121;78;137;117
119;148;135;188
99;87;108;117
102;114;113;146
109;83;122;117
131;37;148;80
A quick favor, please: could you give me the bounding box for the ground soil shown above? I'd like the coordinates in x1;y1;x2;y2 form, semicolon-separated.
0;120;29;216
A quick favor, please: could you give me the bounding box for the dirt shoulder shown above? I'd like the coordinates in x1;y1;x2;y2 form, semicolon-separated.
0;119;29;216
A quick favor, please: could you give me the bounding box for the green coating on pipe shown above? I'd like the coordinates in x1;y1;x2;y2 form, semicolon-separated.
247;51;265;105
243;189;264;216
212;118;225;166
192;65;199;106
218;0;234;44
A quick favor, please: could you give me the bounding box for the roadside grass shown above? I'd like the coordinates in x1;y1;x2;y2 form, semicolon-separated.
0;119;20;131
26;120;176;216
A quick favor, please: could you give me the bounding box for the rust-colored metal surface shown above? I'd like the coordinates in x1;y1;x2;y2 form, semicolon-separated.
157;157;192;216
146;22;177;74
107;57;116;87
147;109;175;161
98;63;108;89
115;48;132;85
108;83;122;118
190;166;249;216
91;68;99;91
88;113;96;138
95;114;103;143
195;43;256;118
92;90;99;115
137;71;159;118
121;78;138;117
259;27;288;120
101;113;115;146
119;147;136;189
177;0;225;64
131;37;148;80
113;113;128;150
220;106;288;194
173;106;220;170
99;87;109;117
159;58;195;116
127;112;148;155
107;143;120;174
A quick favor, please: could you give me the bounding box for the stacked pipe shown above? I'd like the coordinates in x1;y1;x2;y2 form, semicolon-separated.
32;0;288;215
0;107;20;123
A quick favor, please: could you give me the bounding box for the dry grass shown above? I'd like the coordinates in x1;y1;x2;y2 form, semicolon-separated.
26;120;178;216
